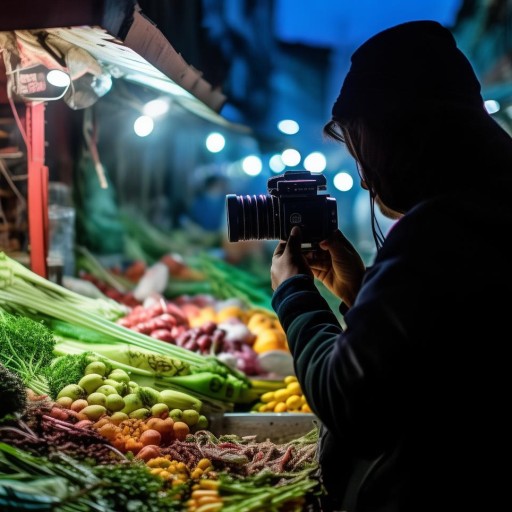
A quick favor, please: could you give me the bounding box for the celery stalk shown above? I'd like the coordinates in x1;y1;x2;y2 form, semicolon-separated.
0;253;252;400
0;252;205;366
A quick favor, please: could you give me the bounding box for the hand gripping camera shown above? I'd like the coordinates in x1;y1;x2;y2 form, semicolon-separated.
226;170;338;250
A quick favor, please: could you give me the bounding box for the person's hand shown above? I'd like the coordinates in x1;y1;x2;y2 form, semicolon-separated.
271;226;313;290
305;229;365;307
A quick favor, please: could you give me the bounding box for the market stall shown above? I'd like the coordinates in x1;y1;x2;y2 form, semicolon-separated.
0;2;321;510
0;250;322;510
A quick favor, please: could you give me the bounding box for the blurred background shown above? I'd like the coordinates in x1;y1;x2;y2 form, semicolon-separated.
1;0;512;278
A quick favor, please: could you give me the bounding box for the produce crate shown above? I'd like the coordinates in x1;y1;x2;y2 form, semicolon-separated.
208;412;318;443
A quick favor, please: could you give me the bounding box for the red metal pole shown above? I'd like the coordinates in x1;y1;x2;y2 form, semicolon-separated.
26;102;49;278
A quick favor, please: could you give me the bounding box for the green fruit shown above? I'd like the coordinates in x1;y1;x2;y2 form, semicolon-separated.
95;385;119;396
80;405;106;421
196;414;209;429
181;409;199;426
56;396;73;409
78;374;104;395
110;412;129;424
107;369;130;384
84;361;107;377
87;392;107;407
159;389;202;411
150;402;169;418
129;408;151;420
57;384;85;401
169;408;183;421
120;393;144;414
103;379;127;395
138;386;161;407
105;394;125;412
128;381;139;393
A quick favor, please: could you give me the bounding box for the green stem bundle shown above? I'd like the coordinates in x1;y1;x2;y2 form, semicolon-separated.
0;252;206;367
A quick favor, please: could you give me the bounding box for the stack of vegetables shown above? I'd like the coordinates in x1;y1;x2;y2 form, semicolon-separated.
76;241;275;312
0;297;322;510
73;244;295;378
0;252;263;407
0;401;321;511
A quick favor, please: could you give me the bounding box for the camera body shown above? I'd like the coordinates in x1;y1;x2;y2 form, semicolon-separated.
226;170;338;249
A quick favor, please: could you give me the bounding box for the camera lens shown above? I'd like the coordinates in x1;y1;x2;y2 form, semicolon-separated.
226;194;279;241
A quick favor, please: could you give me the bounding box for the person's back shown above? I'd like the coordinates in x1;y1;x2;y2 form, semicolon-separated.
341;185;512;510
269;20;512;511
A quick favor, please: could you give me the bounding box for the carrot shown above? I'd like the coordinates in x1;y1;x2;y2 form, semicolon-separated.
194;502;223;512
197;479;220;490
191;490;219;498
197;496;222;506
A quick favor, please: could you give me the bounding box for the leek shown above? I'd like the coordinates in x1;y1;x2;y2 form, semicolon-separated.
0;252;207;367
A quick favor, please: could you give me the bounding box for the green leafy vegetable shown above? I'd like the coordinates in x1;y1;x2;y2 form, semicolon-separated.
44;351;98;401
0;309;55;395
197;252;273;310
0;442;181;511
0;363;27;419
92;462;182;511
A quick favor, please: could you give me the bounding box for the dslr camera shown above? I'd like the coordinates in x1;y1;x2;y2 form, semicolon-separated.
226;170;338;249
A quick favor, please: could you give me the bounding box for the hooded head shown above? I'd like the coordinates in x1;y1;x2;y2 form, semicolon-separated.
326;20;509;213
333;20;484;118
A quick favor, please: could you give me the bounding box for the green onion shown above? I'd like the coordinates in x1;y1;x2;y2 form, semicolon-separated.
0;252;207;367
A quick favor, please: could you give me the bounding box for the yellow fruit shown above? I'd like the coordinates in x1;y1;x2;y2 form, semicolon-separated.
266;400;278;411
189;307;216;327
252;329;288;354
284;375;297;384
285;395;302;410
301;403;312;413
273;388;291;402
274;402;287;413
247;312;276;334
260;391;275;403
216;306;246;323
286;381;302;395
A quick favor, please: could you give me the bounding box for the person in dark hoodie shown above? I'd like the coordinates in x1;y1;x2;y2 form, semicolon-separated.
270;20;512;512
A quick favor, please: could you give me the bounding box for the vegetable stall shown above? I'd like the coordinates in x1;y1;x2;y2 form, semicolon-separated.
0;249;323;511
0;3;324;510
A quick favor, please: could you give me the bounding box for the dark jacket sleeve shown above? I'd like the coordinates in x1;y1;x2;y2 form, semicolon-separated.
271;205;439;456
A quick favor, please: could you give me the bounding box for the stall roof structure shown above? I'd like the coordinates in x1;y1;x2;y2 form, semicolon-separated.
0;0;249;279
1;0;249;131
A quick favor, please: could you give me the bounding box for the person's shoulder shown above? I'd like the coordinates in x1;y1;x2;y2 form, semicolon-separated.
387;197;450;235
379;195;467;256
382;188;512;257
